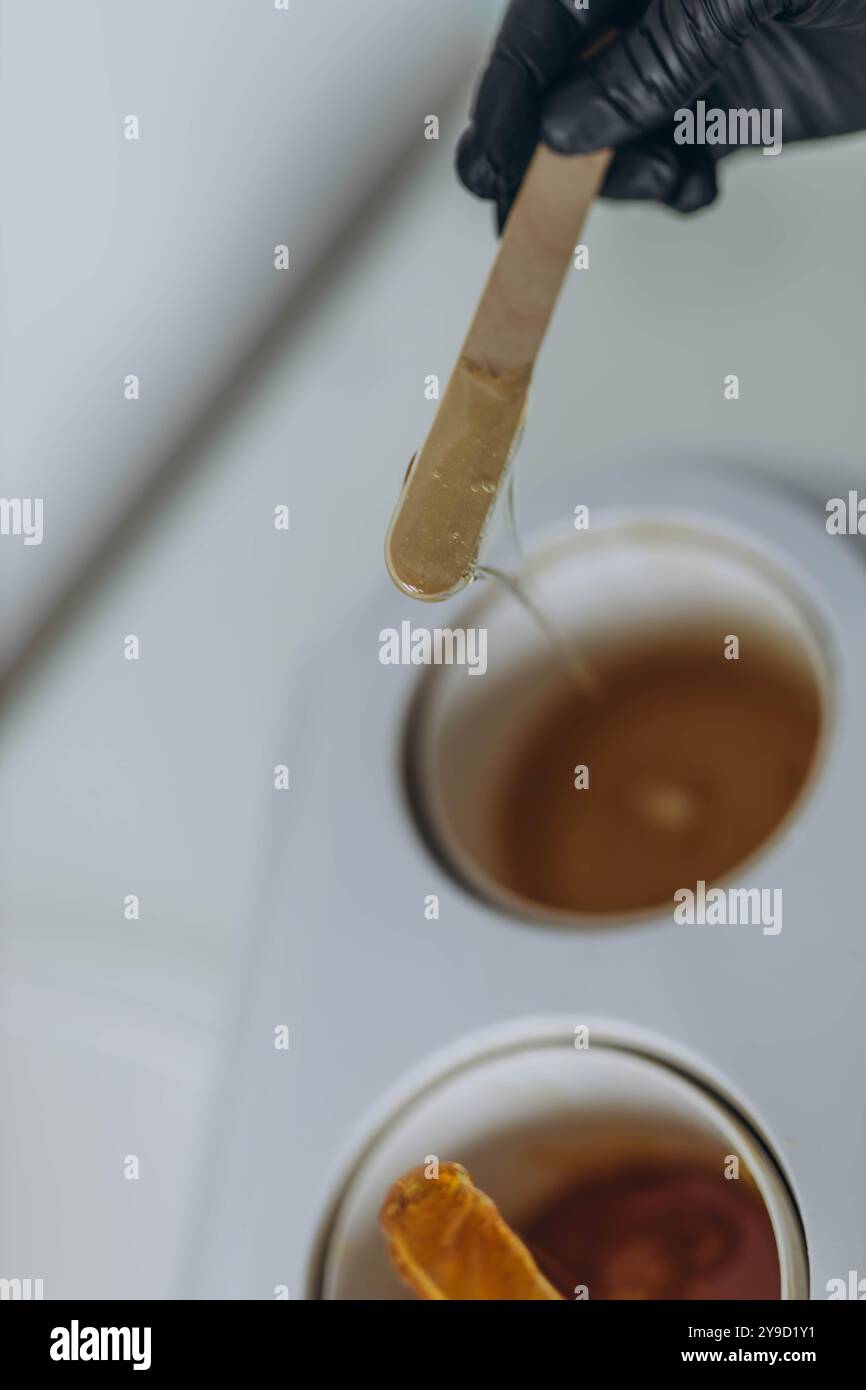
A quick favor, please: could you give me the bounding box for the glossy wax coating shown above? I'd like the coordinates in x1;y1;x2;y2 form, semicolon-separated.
385;358;530;601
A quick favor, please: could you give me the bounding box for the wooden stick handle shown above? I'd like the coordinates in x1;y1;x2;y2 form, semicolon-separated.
385;144;611;601
463;145;611;373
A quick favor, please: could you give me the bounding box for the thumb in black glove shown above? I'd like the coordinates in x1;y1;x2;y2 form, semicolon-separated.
457;0;866;220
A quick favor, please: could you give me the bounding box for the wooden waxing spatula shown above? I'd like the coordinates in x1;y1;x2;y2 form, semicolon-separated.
385;142;612;602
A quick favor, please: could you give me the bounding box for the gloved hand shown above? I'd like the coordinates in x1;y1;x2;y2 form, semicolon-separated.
457;0;866;219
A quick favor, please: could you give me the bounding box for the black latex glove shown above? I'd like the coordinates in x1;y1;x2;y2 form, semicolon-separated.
457;0;866;220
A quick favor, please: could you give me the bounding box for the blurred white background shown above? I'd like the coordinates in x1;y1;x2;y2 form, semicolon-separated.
1;0;864;1297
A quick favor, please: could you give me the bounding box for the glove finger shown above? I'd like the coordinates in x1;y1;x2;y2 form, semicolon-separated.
602;127;719;211
457;0;638;204
495;118;718;228
541;0;783;154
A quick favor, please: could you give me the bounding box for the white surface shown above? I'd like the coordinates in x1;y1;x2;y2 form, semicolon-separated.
1;67;865;1296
